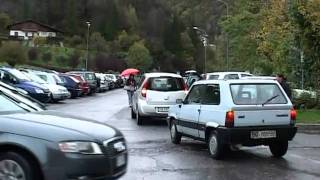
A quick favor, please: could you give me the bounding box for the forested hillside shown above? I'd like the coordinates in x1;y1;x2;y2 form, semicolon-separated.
0;0;319;89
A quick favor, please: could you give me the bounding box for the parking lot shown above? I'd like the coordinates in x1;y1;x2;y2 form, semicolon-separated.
48;89;320;180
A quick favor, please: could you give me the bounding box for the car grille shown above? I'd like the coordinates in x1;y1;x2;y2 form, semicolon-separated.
103;137;126;156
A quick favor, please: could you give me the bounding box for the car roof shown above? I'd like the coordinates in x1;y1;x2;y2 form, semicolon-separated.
144;72;182;78
193;79;279;85
206;72;252;75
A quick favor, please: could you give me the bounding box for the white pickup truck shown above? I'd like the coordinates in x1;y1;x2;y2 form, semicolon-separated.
167;79;297;159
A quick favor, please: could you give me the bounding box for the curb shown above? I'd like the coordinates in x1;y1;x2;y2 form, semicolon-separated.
296;123;320;134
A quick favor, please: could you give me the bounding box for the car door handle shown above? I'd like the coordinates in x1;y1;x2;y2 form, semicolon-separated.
276;114;289;117
238;115;245;119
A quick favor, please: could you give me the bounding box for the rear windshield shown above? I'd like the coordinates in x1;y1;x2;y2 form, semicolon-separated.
230;83;287;105
85;73;96;80
208;75;219;80
148;77;184;91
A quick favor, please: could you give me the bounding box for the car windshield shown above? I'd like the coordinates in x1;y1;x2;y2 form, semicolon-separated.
230;83;287;105
149;77;184;91
0;93;26;114
22;72;47;84
8;69;31;81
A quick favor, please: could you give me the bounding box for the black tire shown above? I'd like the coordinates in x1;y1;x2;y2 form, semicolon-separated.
136;112;144;125
0;151;40;180
170;121;181;144
207;131;224;159
269;141;288;158
131;108;136;119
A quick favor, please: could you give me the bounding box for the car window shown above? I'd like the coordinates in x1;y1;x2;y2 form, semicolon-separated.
184;85;206;104
230;83;287;105
149;77;184;91
85;73;95;80
201;84;220;105
0;93;26;113
0;70;18;84
224;74;239;80
208;75;219;80
241;74;252;78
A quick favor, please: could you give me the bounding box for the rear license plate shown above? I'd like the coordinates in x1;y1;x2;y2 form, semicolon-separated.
250;130;276;139
116;154;126;167
157;107;169;113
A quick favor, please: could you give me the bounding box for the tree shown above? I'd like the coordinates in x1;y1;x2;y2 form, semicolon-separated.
0;13;11;33
0;42;27;67
69;50;81;68
90;32;107;52
127;42;152;72
28;48;38;61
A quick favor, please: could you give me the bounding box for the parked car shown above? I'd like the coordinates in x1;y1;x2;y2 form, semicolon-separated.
206;72;253;80
0;83;127;180
0;67;51;103
105;75;116;89
95;73;109;92
20;70;70;102
167;79;297;159
116;75;125;88
131;73;188;125
68;74;90;96
68;71;98;94
106;74;121;88
58;74;82;98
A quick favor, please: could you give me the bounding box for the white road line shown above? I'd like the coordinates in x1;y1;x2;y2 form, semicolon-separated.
289;154;320;165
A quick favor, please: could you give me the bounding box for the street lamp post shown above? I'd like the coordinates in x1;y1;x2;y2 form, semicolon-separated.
86;21;91;71
193;27;209;73
217;0;229;71
300;51;304;90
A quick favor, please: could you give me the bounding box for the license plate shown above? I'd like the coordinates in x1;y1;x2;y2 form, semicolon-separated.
116;155;126;167
157;107;169;112
250;130;276;139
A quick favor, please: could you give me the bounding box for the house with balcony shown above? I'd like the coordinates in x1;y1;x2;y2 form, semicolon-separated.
7;20;63;46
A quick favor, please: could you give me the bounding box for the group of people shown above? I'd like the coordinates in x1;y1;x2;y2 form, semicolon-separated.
124;73;292;107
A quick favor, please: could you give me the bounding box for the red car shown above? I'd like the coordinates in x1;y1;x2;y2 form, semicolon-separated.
68;74;90;95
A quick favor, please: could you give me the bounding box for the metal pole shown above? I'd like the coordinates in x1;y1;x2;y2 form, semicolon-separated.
301;51;304;89
218;0;229;71
204;43;207;74
86;22;90;71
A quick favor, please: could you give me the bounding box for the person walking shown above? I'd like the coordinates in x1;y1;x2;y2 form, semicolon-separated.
276;74;292;100
125;74;136;107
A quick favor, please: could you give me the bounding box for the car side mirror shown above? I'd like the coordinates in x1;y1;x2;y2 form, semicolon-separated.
176;99;183;104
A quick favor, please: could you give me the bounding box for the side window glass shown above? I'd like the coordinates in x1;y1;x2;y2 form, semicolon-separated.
224;74;239;80
201;84;220;105
184;85;204;104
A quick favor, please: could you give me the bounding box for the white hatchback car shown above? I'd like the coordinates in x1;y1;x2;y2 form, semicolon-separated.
167;79;297;159
131;73;188;125
206;72;252;80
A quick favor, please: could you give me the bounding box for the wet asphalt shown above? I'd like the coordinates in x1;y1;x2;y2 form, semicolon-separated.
48;89;320;180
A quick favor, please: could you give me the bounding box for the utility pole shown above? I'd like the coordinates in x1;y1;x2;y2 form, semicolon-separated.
86;21;91;71
217;0;229;71
300;51;304;90
193;27;209;74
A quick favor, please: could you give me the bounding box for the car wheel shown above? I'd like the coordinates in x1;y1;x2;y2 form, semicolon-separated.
131;108;136;119
136;108;144;125
208;131;224;159
0;152;40;180
269;141;288;158
170;121;181;144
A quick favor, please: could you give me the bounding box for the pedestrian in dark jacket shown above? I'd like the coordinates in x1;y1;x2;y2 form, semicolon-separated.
276;74;292;100
125;74;136;107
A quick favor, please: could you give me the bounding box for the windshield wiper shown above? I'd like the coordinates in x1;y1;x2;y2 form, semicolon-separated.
262;94;279;106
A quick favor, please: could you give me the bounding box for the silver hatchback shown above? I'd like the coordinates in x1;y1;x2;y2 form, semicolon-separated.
131;73;188;125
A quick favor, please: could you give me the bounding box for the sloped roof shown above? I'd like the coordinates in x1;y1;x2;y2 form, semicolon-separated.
7;20;63;33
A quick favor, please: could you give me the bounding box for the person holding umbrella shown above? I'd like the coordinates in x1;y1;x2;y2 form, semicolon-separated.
121;68;139;107
124;74;136;107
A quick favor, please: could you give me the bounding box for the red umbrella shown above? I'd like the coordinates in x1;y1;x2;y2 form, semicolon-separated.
121;68;140;76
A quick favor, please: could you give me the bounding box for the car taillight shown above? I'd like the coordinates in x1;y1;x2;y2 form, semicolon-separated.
290;109;297;121
141;81;149;98
225;111;234;128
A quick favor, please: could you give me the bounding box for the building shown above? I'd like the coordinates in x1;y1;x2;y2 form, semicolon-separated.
7;20;63;42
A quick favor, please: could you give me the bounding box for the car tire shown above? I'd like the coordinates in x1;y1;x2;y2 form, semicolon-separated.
0;151;40;180
170;121;181;144
131;108;136;119
269;141;288;158
136;108;144;125
208;131;224;159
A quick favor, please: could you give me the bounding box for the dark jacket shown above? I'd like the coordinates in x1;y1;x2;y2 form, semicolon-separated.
125;78;136;87
280;81;292;100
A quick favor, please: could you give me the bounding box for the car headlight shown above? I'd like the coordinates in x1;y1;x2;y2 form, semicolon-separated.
59;142;103;155
34;88;44;94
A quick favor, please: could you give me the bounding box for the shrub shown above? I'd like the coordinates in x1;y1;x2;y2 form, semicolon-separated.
28;48;38;61
42;52;52;62
0;41;27;66
293;92;318;109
